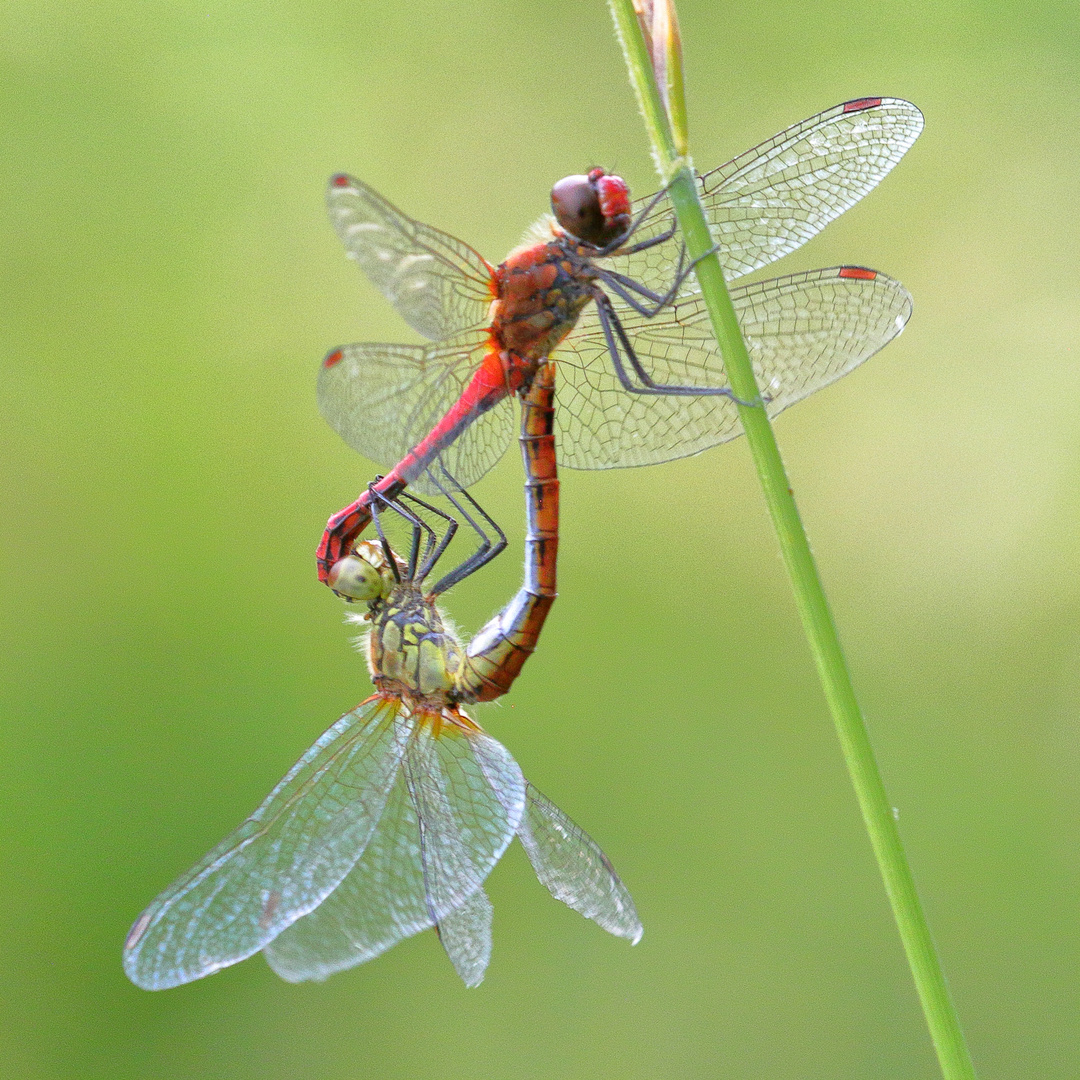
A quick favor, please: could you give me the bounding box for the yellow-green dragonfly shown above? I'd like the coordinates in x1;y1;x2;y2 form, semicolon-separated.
124;364;640;989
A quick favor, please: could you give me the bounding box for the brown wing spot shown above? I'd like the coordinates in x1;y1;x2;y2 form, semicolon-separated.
842;97;882;113
259;890;282;930
838;266;877;280
125;909;152;950
324;348;345;368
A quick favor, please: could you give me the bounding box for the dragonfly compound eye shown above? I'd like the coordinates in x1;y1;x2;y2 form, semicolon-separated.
328;554;388;603
550;174;607;247
551;171;631;248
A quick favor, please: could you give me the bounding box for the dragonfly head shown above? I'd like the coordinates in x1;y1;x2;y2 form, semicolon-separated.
327;540;399;609
550;168;631;249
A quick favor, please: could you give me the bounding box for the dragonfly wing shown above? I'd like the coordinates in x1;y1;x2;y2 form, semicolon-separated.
404;717;525;915
328;174;494;341
517;783;642;943
263;713;523;985
606;98;923;294
263;766;429;981
556;267;912;470
436;888;494;988
123;696;412;990
318;332;515;496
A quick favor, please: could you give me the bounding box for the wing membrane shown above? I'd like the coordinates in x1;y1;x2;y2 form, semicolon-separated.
405;719;525;914
122;697;410;990
605;98;923;294
556;267;912;469
318;333;515;496
262;714;524;984
436;888;494;988
328;175;494;341
518;784;642;943
262;768;426;981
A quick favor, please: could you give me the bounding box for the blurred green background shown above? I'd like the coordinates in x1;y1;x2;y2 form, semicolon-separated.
2;0;1079;1077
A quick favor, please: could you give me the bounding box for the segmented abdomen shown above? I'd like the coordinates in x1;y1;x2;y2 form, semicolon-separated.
456;362;558;702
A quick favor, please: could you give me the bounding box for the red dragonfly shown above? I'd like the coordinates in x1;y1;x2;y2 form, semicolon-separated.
316;97;922;585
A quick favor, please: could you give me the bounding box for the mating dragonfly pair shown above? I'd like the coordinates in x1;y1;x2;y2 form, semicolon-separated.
124;97;923;990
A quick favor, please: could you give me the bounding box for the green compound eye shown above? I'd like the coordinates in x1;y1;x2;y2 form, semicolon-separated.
327;555;388;603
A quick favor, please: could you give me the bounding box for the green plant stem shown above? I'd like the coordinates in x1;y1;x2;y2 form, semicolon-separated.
607;3;977;1078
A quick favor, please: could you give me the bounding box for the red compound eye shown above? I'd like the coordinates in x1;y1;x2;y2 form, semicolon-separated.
595;173;631;221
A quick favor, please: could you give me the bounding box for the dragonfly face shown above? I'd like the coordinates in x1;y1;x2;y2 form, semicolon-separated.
550;168;632;249
326;539;396;604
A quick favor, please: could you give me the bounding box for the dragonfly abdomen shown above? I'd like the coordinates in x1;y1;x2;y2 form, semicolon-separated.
456;363;558;703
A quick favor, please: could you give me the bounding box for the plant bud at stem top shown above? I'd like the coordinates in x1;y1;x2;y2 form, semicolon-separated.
632;0;688;155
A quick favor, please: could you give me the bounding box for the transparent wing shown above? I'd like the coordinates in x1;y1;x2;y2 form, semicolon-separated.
404;718;525;915
436;888;493;988
263;766;428;981
605;98;923;294
556;267;912;470
517;783;642;943
318;333;515;496
328;174;494;341
262;713;523;985
123;696;411;991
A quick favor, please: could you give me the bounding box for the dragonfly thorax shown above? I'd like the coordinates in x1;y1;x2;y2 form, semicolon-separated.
492;239;598;365
368;586;465;702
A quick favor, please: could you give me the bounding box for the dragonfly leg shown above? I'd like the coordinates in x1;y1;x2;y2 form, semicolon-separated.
367;480;454;584
397;493;459;585
367;484;403;584
367;468;506;597
426;473;508;597
317;474;409;584
364;490;458;586
596;242;722;318
595;291;763;405
610;217;677;257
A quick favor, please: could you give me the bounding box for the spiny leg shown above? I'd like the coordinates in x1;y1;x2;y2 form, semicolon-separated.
368;481;451;584
369;481;442;584
366;484;405;583
595;242;721;317
594;291;763;404
418;466;508;597
396;491;460;586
